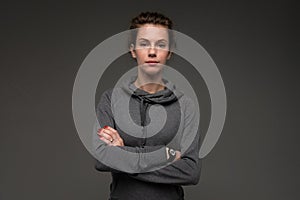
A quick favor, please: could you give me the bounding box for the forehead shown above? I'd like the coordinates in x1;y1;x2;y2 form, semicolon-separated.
136;24;169;41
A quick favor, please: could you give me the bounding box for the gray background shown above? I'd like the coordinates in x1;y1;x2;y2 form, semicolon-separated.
0;0;299;199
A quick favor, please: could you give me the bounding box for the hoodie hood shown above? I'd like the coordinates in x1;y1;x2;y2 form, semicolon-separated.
121;75;184;127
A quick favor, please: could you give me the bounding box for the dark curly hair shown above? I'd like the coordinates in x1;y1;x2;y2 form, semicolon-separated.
128;12;175;50
129;12;173;29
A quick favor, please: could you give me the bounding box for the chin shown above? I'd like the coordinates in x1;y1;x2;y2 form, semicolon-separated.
140;66;163;76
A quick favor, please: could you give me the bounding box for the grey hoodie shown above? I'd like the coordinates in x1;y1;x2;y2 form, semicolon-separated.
94;76;201;200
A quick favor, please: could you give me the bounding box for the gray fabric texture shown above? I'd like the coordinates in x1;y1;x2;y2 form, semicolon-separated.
94;76;201;200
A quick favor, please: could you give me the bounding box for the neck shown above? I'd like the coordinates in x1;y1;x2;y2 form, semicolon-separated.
134;72;165;94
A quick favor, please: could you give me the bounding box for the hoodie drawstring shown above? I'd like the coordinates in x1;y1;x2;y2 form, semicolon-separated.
137;96;151;147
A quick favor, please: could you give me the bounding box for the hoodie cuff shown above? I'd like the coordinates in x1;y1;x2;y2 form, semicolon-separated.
166;147;176;162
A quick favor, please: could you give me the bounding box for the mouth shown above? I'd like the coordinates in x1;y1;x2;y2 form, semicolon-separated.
145;61;160;65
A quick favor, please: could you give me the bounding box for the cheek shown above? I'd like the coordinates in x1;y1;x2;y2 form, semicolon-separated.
135;51;147;60
159;52;170;60
134;54;145;65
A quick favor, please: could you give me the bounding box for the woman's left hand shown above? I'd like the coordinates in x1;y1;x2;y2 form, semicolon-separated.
97;126;124;146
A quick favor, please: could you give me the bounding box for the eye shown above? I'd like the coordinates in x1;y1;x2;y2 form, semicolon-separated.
138;42;149;47
157;43;167;49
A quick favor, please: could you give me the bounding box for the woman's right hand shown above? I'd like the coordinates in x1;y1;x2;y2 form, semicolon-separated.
97;126;124;147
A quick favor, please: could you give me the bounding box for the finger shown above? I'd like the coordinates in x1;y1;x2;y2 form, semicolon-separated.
102;129;115;141
103;128;120;142
104;125;117;132
104;126;120;136
98;129;114;142
104;126;121;140
99;136;112;146
103;126;124;146
99;136;109;143
175;151;181;161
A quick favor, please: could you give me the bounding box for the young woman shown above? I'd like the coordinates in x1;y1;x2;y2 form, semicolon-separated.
94;12;201;200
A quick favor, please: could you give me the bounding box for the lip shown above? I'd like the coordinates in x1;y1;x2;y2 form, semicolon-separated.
145;61;160;65
145;61;159;63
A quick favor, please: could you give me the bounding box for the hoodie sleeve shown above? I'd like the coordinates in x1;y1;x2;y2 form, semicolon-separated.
127;97;202;185
93;90;173;173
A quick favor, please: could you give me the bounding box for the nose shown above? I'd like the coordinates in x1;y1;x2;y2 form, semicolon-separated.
148;46;157;58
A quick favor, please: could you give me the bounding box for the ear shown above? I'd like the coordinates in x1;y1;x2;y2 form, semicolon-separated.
130;43;136;58
167;51;172;60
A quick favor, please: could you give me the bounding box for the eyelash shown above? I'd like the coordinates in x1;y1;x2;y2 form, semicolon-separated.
140;43;148;46
138;42;167;48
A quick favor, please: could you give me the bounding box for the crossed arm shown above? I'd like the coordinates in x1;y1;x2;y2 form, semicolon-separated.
93;90;201;185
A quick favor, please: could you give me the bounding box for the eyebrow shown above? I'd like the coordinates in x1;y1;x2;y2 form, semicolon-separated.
137;38;168;42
